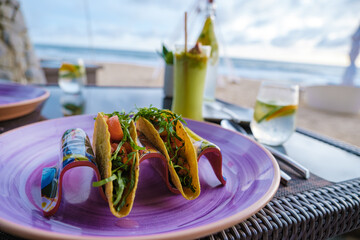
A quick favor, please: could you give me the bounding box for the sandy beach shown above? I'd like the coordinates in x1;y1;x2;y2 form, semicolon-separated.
95;61;360;147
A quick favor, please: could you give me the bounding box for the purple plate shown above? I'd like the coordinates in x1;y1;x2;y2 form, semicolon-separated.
0;115;280;240
0;82;49;121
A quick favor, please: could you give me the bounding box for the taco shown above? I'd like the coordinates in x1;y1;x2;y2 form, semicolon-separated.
92;112;142;218
134;107;200;200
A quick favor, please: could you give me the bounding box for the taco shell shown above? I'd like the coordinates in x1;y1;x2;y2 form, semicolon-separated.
136;116;200;200
93;112;140;217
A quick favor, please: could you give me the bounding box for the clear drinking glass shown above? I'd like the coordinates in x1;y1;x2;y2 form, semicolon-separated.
60;92;85;116
250;82;299;146
171;44;211;121
58;59;86;94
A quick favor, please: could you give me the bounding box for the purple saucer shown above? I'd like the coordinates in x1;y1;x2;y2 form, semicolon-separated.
0;115;280;239
0;82;49;121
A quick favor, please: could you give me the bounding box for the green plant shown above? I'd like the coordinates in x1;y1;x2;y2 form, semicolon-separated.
157;44;174;65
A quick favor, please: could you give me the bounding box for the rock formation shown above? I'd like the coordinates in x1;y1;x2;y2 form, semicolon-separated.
0;0;45;84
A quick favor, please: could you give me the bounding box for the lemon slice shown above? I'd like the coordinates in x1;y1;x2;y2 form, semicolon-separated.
254;100;297;123
266;105;297;121
59;63;76;73
59;63;84;78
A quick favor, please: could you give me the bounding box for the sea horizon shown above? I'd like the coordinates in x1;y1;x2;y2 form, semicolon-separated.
34;43;360;87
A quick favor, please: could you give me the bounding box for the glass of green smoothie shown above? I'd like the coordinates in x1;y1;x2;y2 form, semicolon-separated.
171;42;211;121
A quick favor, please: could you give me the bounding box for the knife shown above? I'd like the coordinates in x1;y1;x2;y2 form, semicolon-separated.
221;119;310;179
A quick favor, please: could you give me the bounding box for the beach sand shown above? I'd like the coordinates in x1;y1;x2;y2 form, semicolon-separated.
96;61;360;147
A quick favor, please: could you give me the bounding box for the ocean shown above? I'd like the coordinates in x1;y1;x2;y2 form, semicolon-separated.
34;44;360;87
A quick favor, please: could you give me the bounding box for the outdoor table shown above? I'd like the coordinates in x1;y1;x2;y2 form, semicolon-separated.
1;85;360;239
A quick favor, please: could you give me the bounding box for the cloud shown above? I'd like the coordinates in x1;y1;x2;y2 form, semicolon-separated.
18;0;360;65
228;33;262;45
252;19;270;28
271;28;323;47
316;37;349;48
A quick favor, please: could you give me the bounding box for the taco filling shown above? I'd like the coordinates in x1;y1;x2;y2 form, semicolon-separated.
134;107;199;197
93;112;143;217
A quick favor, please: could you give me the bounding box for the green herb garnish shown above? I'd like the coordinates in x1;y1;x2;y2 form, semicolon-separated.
113;170;125;206
117;153;136;211
134;106;195;193
92;174;117;187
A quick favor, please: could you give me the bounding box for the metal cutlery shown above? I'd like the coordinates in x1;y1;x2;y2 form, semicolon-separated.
220;119;292;185
264;141;310;179
220;119;310;180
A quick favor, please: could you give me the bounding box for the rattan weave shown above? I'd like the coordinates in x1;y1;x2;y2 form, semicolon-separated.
201;129;360;240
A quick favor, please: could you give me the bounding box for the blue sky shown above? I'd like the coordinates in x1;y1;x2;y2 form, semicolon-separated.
19;0;360;66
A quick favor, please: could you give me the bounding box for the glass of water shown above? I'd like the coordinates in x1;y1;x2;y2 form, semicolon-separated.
250;81;299;146
58;59;86;94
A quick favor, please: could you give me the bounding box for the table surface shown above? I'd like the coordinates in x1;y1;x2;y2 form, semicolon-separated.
22;85;360;182
1;85;360;240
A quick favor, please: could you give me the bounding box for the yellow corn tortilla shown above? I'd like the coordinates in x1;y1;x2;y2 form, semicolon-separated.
136;116;200;200
93;112;140;218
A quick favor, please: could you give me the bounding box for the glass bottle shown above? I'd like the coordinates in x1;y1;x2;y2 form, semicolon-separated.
197;0;219;102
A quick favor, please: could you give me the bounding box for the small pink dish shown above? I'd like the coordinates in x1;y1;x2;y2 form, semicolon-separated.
0;82;50;121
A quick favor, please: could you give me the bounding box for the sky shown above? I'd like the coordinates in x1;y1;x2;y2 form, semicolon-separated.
19;0;360;66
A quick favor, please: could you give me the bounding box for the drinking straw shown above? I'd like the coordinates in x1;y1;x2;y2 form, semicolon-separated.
184;12;187;53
